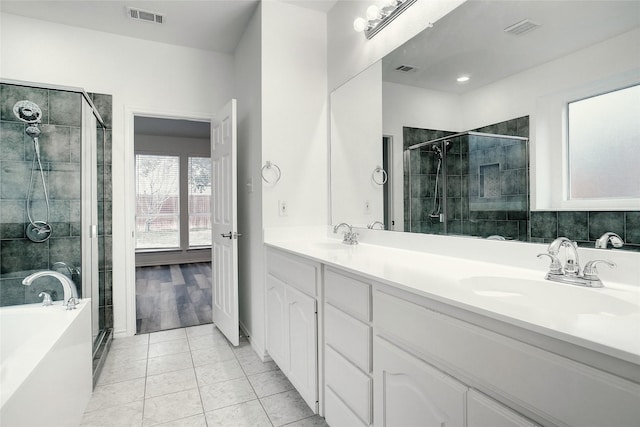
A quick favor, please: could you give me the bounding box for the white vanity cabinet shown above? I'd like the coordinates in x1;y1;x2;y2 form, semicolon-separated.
323;268;373;427
265;249;320;412
374;286;640;427
374;337;467;427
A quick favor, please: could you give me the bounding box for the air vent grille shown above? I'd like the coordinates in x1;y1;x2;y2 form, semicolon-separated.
127;7;165;24
504;19;540;35
395;65;417;73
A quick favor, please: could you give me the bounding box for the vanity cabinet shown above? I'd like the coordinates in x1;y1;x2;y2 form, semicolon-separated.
265;245;640;427
265;249;320;411
324;268;373;426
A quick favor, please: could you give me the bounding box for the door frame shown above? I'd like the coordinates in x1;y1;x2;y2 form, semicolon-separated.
123;106;214;337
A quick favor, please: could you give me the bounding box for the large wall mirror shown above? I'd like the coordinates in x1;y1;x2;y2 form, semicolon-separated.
330;0;640;250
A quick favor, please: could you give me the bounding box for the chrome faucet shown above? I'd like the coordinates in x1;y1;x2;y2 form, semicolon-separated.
367;221;384;230
595;232;624;249
547;237;581;276
23;270;80;309
538;237;615;288
333;223;359;245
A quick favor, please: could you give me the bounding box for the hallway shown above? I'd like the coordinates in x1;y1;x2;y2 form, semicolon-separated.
136;263;213;334
82;324;327;426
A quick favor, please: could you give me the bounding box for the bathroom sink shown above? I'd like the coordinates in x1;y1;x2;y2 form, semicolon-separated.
459;276;640;316
309;241;354;251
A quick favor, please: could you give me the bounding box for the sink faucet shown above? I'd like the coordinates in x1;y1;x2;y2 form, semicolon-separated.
595;232;624;249
23;270;80;309
367;221;384;230
547;237;581;276
333;223;358;245
538;237;615;288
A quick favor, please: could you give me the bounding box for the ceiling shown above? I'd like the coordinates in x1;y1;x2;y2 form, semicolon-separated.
0;0;337;54
382;1;640;94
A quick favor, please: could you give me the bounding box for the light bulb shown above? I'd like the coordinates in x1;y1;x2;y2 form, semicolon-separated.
366;5;381;21
457;75;470;83
353;17;367;33
381;0;397;8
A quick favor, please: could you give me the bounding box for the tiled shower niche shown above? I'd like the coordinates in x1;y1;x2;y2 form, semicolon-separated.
0;83;113;329
404;116;530;240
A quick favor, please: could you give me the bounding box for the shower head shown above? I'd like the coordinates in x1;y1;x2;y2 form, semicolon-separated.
13;100;42;124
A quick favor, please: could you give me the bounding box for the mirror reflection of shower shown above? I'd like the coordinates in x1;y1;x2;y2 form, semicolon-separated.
13;100;52;242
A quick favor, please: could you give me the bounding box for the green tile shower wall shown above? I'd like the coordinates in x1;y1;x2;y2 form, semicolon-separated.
0;84;113;319
530;211;640;251
404;116;530;240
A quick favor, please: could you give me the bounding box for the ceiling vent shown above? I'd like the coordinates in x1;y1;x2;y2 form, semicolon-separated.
127;7;165;24
395;65;418;73
504;19;540;36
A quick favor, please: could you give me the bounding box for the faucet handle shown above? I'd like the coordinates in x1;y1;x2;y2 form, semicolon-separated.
65;297;79;310
583;259;616;279
537;253;563;275
38;292;53;306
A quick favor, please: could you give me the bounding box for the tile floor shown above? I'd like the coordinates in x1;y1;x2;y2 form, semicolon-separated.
82;324;328;427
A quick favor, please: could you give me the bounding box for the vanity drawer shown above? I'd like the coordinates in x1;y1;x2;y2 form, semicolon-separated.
325;346;372;424
266;249;319;297
374;288;640;427
325;268;371;322
325;387;368;427
325;303;371;372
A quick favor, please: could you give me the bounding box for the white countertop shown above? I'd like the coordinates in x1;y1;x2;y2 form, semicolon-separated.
265;236;640;366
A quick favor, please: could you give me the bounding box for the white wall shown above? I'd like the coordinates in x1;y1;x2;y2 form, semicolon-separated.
234;4;265;356
261;1;328;228
331;62;383;227
327;0;465;91
1;13;235;336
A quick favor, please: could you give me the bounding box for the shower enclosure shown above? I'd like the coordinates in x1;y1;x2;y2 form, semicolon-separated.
405;131;529;240
0;81;113;381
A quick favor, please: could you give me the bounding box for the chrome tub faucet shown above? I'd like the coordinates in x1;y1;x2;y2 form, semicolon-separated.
23;270;80;309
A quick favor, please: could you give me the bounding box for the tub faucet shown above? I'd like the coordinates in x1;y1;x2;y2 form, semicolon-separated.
595;232;624;249
23;271;79;309
333;223;358;245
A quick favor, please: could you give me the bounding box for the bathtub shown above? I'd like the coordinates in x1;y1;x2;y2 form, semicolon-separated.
1;299;92;427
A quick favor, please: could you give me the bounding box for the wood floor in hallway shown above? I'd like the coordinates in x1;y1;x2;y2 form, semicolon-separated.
136;262;212;334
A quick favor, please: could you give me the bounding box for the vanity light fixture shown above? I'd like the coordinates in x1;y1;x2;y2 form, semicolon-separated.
353;0;418;40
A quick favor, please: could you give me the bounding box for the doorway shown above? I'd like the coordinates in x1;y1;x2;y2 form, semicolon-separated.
133;116;213;333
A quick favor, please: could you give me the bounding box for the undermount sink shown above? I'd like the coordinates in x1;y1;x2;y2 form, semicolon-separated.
459;276;640;316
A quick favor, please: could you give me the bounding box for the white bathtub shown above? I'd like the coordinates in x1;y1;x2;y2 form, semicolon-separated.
0;300;92;427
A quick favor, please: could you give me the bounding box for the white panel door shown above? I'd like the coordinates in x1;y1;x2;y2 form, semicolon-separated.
374;337;467;427
211;99;239;346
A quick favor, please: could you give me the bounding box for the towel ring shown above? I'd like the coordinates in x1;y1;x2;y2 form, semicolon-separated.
372;166;387;185
261;161;281;184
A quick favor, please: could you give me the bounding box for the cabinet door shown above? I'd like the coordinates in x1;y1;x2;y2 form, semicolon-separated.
286;286;318;411
374;338;466;427
468;390;538;427
266;274;288;371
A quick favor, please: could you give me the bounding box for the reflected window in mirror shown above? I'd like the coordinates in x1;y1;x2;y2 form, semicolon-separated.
568;84;640;200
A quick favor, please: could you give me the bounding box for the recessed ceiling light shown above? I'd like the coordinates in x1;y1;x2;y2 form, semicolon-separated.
457;76;470;83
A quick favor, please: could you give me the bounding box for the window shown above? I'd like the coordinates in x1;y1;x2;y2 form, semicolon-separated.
135;154;180;249
568;84;640;200
188;157;212;246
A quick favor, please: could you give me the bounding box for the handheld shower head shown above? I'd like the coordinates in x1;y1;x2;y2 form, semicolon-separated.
13;100;42;124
